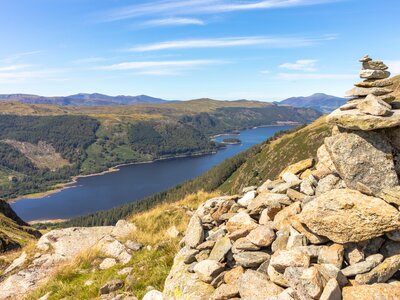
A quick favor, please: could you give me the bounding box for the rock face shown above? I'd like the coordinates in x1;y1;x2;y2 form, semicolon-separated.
163;56;400;299
299;189;400;243
0;221;137;299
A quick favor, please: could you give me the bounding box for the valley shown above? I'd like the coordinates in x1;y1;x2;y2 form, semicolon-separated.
0;99;321;201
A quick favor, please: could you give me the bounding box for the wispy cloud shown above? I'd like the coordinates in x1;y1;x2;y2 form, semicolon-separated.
0;64;66;83
141;17;205;27
1;51;43;64
128;35;335;52
279;59;318;72
98;59;226;76
103;0;339;22
277;72;355;80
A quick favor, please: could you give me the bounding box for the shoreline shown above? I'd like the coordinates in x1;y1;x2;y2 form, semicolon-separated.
8;149;218;204
8;123;298;204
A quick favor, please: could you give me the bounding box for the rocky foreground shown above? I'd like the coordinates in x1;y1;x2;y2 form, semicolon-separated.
163;57;400;300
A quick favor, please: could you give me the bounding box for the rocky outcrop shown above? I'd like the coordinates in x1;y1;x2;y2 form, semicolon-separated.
0;220;137;299
163;56;400;299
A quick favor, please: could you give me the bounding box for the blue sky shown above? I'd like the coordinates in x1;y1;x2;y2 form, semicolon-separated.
0;0;399;100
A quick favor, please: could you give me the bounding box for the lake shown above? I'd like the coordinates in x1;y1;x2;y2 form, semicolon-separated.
12;125;294;221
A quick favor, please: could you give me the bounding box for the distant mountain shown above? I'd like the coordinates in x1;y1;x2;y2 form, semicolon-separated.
0;93;167;106
279;93;346;113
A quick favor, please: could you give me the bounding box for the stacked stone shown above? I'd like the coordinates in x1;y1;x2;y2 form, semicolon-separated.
163;57;400;300
342;55;395;116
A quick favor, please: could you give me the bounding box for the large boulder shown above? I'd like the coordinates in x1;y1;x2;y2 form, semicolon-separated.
327;108;400;131
299;189;400;243
325;130;398;194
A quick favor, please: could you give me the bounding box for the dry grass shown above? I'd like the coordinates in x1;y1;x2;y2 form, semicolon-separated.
24;191;218;299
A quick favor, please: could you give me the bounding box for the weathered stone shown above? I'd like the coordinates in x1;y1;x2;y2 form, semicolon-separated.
247;193;287;215
125;240;143;251
317;145;336;172
195;250;211;262
355;254;400;284
379;186;400;206
257;260;270;275
211;284;239;300
210;271;227;288
242;186;257;193
166;226;180;238
355;78;393;88
258;179;284;193
318;244;344;269
271;230;290;252
320;278;341;300
379;94;396;103
270;250;310;273
268;264;289;287
247;225;276;247
280;159;314;177
342;283;400;300
315;264;348;288
299;189;400;243
287;227;307;249
300;178;315;196
273;202;301;232
118;267;133;276
283;267;312;300
233;251;270;268
291;216;329;245
3;251;27;275
100;239;132;264
325;130;398;194
267;288;297;300
380;240;400;258
237;270;284;300
193;259;224;283
226;228;251;241
315;174;340;196
185;215;204;248
360;69;390;79
344;243;364;265
224;266;244;285
341;254;384;277
226;212;257;233
300;267;326;299
328;108;400;130
357;94;392;116
143;290;163;300
207;228;227;241
259;209;272;224
359;55;372;62
287;188;306;201
237;191;257;207
184;249;200;264
363;237;385;257
100;258;117;270
386;230;400;242
292;246;326;258
209;237;232;262
271;181;302;194
282;172;300;184
362;60;388;70
196;240;216;251
346;86;393;97
340;101;359;111
100;280;124;295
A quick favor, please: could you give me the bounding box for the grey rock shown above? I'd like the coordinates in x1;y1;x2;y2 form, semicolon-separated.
100;280;124;295
125;240;143;251
233;251;270;268
184;249;200;264
283;267;312;300
315;174;340;196
362;60;389;70
193;259;224;283
185;215;204;248
341;254;384;277
237;269;284;300
247;225;276;247
211;284;239;300
271;230;290;252
300;179;315;196
325;130;398;194
355;254;400;284
319;278;341;300
357;94;392;116
209;237;232;262
299;189;400;243
270;250;310;273
381;240;400;257
360;69;390;79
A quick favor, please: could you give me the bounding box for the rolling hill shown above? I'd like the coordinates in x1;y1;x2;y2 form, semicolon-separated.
279;93;346;113
0;93;167;106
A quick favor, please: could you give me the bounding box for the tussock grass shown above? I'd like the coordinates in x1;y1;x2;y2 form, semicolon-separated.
26;191;218;300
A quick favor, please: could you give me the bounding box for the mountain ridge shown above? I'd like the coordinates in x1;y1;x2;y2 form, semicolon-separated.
278;93;347;113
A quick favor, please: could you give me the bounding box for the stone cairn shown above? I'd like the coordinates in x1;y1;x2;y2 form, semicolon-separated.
163;57;400;299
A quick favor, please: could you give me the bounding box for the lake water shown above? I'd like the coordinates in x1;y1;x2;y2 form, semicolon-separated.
12;125;294;221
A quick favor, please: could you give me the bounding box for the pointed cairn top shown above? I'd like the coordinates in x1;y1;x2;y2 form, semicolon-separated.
327;56;400;131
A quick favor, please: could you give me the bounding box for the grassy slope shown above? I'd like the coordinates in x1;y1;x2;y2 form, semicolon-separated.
27;191;217;300
219;116;332;194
